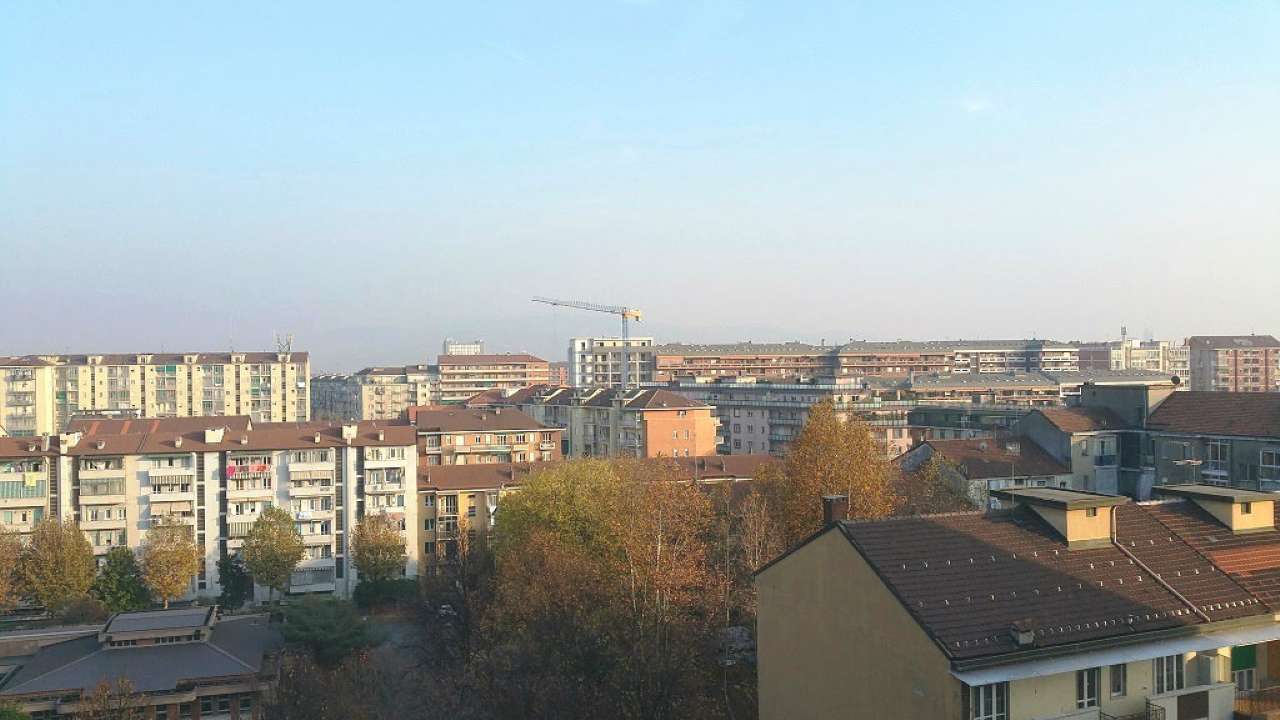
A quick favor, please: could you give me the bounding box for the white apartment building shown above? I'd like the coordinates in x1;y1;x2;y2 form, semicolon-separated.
442;339;484;356
0;352;310;436
568;337;656;388
0;418;416;602
311;365;438;421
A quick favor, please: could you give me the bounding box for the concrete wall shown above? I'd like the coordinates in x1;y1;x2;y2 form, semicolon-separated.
756;528;963;720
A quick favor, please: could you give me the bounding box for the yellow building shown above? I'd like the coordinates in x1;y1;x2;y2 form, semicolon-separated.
757;485;1280;720
0;351;311;435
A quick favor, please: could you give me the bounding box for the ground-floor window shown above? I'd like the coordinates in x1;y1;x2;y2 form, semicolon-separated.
970;681;1009;720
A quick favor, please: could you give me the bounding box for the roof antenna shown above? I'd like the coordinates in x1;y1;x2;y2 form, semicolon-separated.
274;332;294;354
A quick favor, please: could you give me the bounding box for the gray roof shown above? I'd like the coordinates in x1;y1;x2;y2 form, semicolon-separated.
0;615;278;698
104;607;211;633
649;342;829;356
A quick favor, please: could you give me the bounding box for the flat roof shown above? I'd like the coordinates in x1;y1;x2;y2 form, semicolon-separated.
990;487;1129;509
104;606;213;633
1151;484;1277;503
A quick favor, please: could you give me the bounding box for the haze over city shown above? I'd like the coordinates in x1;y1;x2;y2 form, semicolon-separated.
2;2;1278;368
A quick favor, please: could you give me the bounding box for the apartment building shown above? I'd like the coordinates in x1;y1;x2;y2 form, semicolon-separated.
436;354;550;403
508;386;718;458
1143;392;1280;492
895;438;1076;506
758;487;1280;720
0;352;310;436
0;417;417;601
0;607;278;720
647;339;1079;382
568;336;655;388
442;338;484;356
409;405;562;466
1079;338;1189;375
1188;336;1280;392
549;361;569;386
311;364;437;421
1016;407;1128;494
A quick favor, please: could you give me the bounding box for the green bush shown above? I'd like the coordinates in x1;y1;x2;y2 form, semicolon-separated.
352;578;418;610
58;597;109;625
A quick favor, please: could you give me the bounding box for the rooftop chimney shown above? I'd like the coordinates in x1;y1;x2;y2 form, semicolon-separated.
204;427;225;444
822;495;849;525
174;437;183;448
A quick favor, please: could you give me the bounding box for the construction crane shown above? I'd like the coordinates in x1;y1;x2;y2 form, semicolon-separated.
532;296;644;389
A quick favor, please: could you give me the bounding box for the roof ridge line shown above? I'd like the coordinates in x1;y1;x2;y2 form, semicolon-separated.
205;634;259;673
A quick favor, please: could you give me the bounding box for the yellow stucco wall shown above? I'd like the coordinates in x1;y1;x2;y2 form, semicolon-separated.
1197;498;1275;533
756;528;963;720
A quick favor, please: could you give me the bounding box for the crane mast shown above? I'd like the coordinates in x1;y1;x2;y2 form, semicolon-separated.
531;296;644;389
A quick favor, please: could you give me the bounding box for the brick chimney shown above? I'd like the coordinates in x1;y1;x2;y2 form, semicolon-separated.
822;495;849;525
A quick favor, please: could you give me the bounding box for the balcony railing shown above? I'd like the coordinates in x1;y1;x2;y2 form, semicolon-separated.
1094;454;1117;467
1236;683;1280;716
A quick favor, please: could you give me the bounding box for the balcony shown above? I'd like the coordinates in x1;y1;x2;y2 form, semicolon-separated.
80;491;127;506
292;508;333;521
1094;454;1118;467
80;516;128;530
227;485;275;501
148;467;195;482
364;482;404;494
288;483;334;497
0;477;48;506
540;441;557;450
149;487;195;503
300;533;333;546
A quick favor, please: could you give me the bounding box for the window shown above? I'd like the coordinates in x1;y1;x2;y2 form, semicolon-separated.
240;697;253;713
1243;502;1253;515
1086;507;1098;518
969;682;1008;720
1076;667;1099;708
1109;663;1126;697
1235;667;1256;691
156;708;169;720
1153;654;1184;694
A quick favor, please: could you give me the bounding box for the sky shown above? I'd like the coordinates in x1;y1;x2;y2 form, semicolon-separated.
2;1;1278;372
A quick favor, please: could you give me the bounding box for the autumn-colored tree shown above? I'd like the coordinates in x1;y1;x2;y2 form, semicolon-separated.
894;455;974;516
73;678;142;720
350;514;406;584
759;400;898;548
484;458;727;720
17;518;95;612
242;506;304;603
0;529;23;614
140;517;201;608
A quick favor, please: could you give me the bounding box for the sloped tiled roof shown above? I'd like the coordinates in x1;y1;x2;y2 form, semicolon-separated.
925;439;1070;479
1146;391;1280;439
410;407;551;433
66;416;253;436
1036;407;1130;433
1187;335;1280;350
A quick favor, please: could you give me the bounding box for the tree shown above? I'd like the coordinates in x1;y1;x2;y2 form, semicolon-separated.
216;554;253;610
73;678;141;720
895;456;974;515
91;547;151;613
281;596;383;667
140;517;200;608
17;518;95;612
350;514;406;584
0;701;29;720
759;400;898;548
0;529;22;614
242;506;303;602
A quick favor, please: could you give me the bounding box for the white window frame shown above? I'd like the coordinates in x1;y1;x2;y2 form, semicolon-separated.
1076;667;1100;708
1153;654;1185;695
970;682;1008;720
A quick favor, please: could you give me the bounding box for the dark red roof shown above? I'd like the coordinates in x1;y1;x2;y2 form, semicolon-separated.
1147;391;1280;439
1036;407;1129;433
925;439;1070;479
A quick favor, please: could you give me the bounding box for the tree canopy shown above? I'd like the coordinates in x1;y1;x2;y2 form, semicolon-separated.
0;529;23;614
216;554;253;610
91;547;151;613
17;518;95;612
350;514;406;584
140;517;201;608
242;506;304;601
281;596;383;667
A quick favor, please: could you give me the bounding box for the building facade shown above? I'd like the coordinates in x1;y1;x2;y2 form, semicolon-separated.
509;387;719;458
1188;336;1280;392
0;417;417;601
311;365;437;421
0;352;310;436
1079;338;1188;374
409;406;562;466
436;354;550;404
758;487;1280;720
442;339;484;356
568;336;655;388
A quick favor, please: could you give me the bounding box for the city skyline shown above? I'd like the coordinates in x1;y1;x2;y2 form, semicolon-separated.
3;2;1278;369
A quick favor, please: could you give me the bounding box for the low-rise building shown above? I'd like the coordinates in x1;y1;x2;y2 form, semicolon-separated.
436;354;549;404
1188;335;1280;392
895;438;1076;506
1016;407;1128;494
408;405;562;466
1144;391;1280;491
0;607;279;719
310;365;437;421
508;387;718;458
757;486;1280;720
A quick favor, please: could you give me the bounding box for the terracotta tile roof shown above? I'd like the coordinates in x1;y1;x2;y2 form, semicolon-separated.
924;439;1070;479
1146;391;1280;439
437;354;547;365
410;407;552;433
1035;407;1130;433
68;421;416;455
836;503;1268;662
66;416;253;436
0;437;58;457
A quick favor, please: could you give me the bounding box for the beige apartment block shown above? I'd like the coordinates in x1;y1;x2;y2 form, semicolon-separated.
0;352;311;435
436;354;549;404
312;365;438;421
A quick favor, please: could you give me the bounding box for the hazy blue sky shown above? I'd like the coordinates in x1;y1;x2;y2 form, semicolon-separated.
2;2;1278;371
